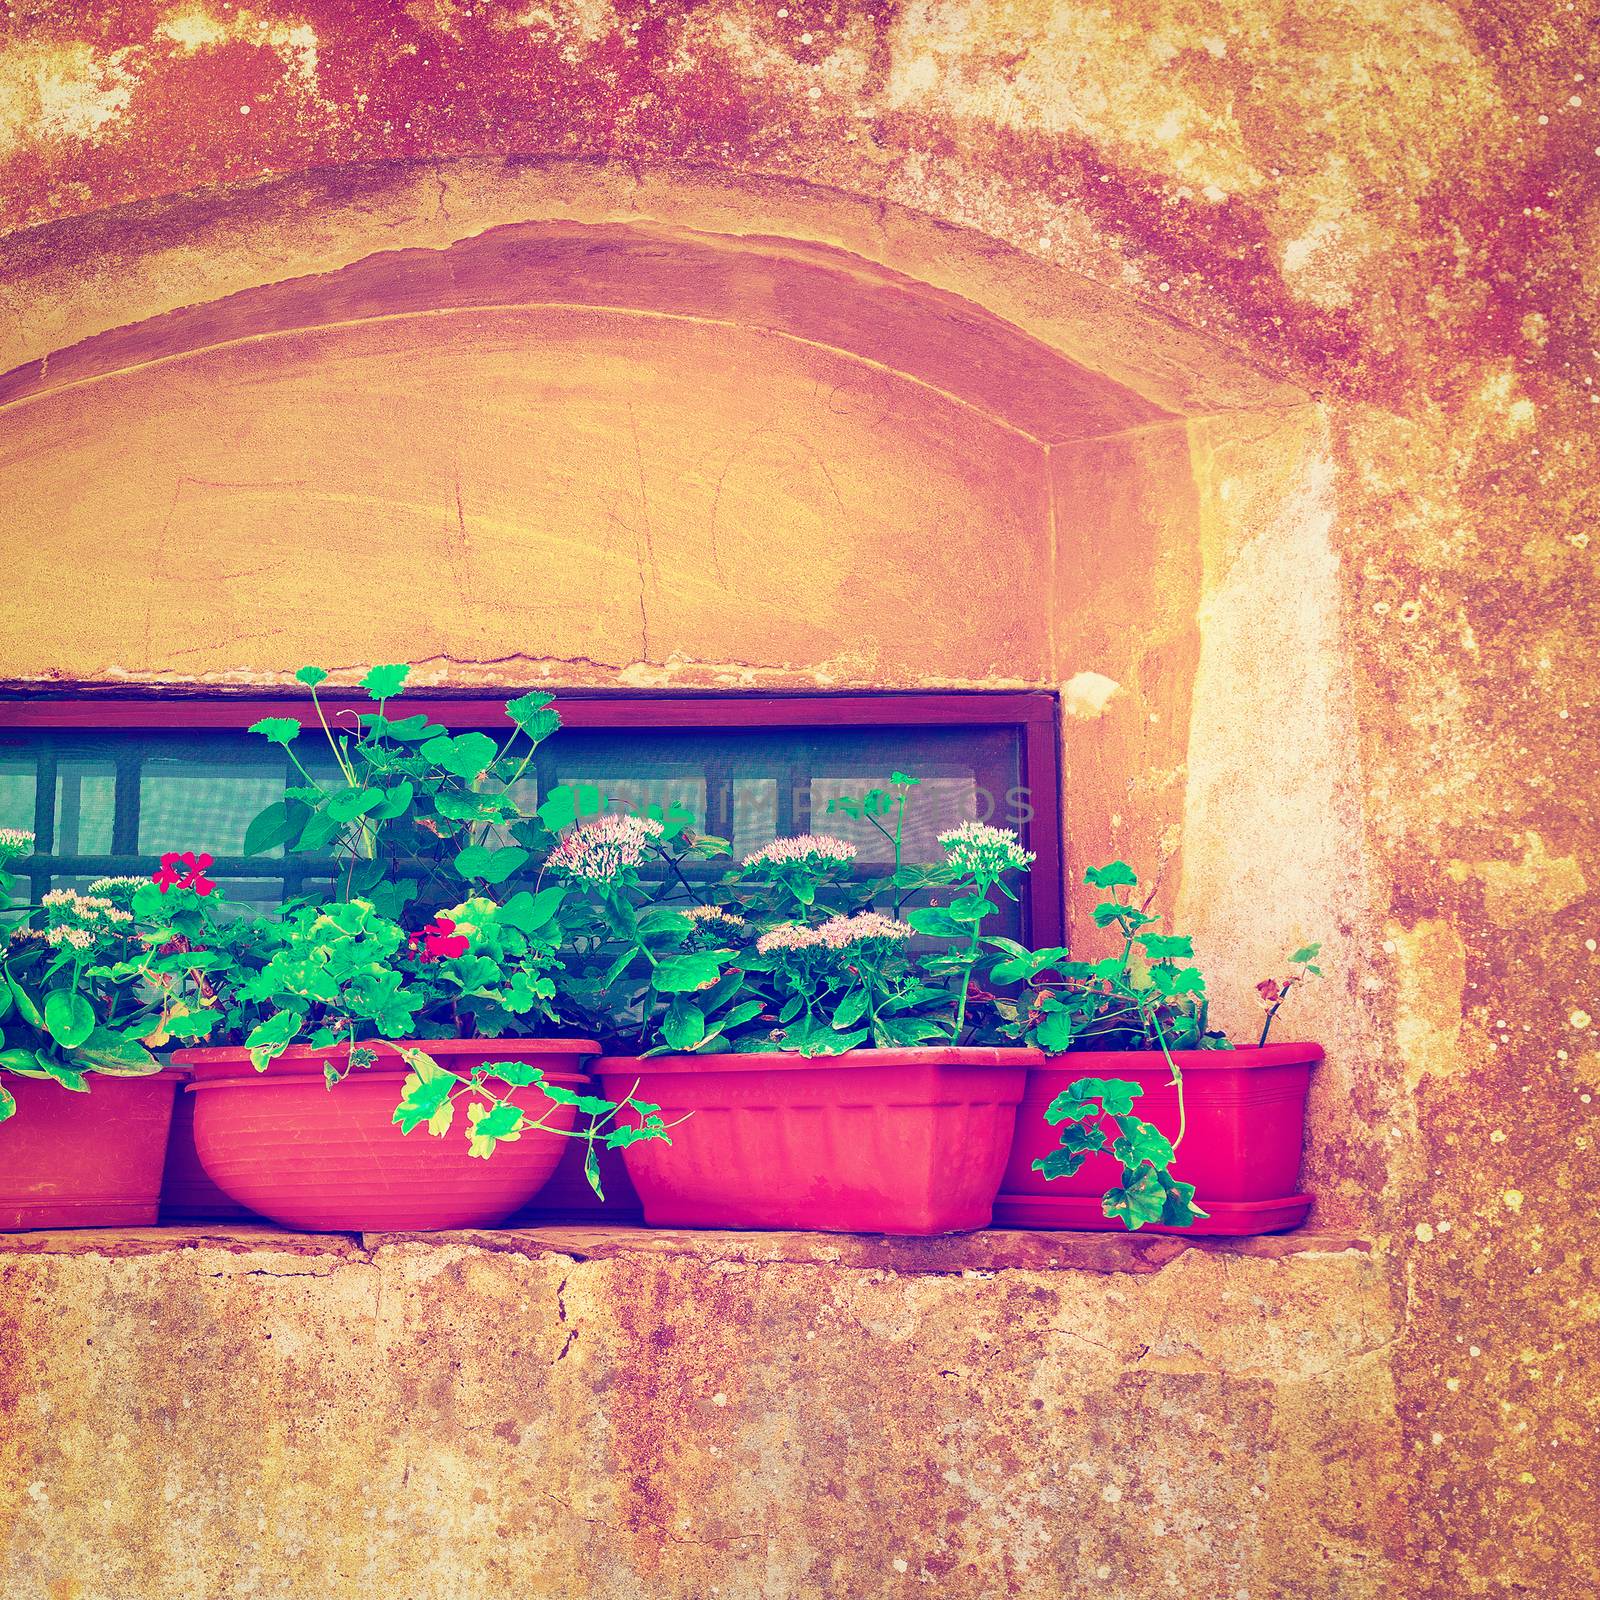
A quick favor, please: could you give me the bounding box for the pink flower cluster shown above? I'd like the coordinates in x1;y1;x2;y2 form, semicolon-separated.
817;912;913;949
546;813;665;883
152;850;216;896
756;913;912;955
741;834;858;871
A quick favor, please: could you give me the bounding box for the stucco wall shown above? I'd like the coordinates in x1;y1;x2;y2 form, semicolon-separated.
0;2;1595;1596
0;1227;1396;1600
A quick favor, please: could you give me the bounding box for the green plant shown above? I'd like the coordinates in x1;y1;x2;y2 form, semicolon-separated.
389;1044;673;1192
738;913;947;1054
242;663;569;923
988;860;1321;1229
0;859;165;1122
1032;1076;1202;1229
1257;943;1323;1045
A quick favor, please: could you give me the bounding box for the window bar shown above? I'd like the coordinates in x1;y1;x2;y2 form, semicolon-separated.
702;757;733;843
29;748;57;905
111;748;142;857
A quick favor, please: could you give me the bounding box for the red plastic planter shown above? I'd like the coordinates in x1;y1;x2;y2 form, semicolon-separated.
174;1038;599;1232
596;1047;1037;1236
995;1043;1322;1235
0;1070;181;1231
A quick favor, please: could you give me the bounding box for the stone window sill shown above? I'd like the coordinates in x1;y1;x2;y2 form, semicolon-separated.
0;1222;1369;1275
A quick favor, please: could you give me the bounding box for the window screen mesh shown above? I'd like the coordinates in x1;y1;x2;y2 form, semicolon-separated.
0;721;1036;938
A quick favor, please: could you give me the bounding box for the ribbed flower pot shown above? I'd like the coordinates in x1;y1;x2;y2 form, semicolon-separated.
174;1038;599;1232
995;1043;1322;1234
596;1047;1038;1236
0;1069;182;1231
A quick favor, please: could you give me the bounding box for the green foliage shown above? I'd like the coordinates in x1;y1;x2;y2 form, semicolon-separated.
1084;861;1137;889
1033;1076;1209;1233
248;717;301;747
361;664;410;700
43;989;95;1050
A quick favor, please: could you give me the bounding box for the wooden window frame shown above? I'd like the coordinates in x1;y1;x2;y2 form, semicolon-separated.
0;690;1063;946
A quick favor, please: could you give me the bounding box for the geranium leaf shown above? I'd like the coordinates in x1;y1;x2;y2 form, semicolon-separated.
504;691;559;741
1084;861;1138;889
1110;1115;1175;1170
422;731;499;781
392;1062;460;1135
361;664;410;701
1102;1166;1169;1230
465;1100;524;1158
1045;1077;1143;1121
245;1009;302;1070
248;717;301;747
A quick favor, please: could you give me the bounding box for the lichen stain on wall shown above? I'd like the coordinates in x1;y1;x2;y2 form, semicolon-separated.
0;0;1596;1595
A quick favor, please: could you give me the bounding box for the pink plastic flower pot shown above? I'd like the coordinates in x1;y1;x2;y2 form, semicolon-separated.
0;1069;182;1231
596;1047;1038;1236
995;1043;1322;1235
174;1038;599;1232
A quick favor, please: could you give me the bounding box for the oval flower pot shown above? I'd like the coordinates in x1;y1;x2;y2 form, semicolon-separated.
0;1069;182;1231
173;1038;600;1233
595;1047;1038;1236
995;1043;1323;1235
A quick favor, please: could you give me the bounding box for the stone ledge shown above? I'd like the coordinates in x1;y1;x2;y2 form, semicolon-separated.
0;1221;1370;1275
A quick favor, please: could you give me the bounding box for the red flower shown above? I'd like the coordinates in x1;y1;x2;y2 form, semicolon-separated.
152;850;216;896
180;851;216;896
152;853;186;893
412;917;469;963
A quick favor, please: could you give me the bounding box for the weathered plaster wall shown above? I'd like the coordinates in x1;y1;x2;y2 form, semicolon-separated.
0;298;1052;685
0;2;1595;1596
0;1227;1397;1600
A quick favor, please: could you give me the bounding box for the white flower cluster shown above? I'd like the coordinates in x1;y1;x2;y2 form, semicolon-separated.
742;834;858;871
46;926;96;950
88;875;147;898
755;913;912;956
546;813;665;883
937;821;1035;880
0;828;35;862
42;888;134;926
682;904;747;931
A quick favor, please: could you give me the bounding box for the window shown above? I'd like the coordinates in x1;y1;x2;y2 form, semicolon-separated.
0;693;1062;943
